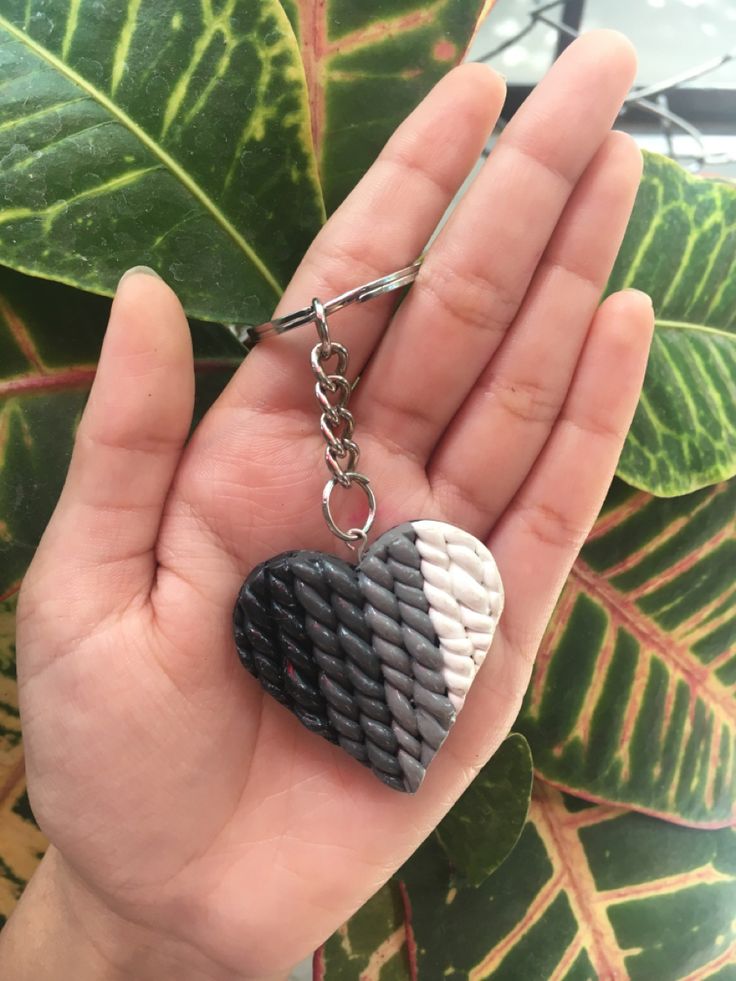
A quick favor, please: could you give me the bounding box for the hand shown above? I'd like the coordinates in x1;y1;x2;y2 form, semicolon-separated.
6;30;653;981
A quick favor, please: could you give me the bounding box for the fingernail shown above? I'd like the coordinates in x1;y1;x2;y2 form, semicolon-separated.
118;265;161;287
480;62;506;82
623;288;653;307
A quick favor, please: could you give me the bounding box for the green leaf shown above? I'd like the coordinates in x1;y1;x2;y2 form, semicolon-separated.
315;734;533;980
0;264;244;597
285;0;494;214
0;0;324;324
435;733;533;886
517;477;736;828
0;596;22;779
314;879;410;980
0;595;47;927
0;1;488;323
316;735;532;980
319;783;736;980
611;152;736;496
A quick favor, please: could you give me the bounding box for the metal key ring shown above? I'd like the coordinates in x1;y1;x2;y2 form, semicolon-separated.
240;257;423;345
322;473;377;543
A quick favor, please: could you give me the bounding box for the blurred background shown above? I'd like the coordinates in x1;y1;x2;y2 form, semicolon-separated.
470;0;736;178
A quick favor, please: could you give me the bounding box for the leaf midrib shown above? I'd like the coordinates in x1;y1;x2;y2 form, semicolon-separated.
573;558;735;726
0;13;284;299
656;318;736;341
532;785;627;978
0;357;241;399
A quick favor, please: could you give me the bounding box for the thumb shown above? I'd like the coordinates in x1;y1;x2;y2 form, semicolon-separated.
30;267;194;625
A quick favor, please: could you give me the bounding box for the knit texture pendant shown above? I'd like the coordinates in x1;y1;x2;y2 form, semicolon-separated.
233;520;504;793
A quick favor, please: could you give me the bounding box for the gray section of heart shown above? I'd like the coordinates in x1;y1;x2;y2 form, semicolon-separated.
287;552;407;790
358;523;456;793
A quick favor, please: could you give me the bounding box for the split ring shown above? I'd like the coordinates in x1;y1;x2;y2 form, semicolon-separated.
322;473;376;543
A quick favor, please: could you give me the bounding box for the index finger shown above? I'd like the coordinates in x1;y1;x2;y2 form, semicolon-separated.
219;62;506;414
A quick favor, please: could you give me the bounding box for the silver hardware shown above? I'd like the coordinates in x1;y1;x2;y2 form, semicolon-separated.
242;258;423;345
310;301;377;549
322;474;376;548
343;527;368;561
313;296;332;359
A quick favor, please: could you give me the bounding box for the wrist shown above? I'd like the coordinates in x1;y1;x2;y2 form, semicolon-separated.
0;847;290;981
0;847;117;980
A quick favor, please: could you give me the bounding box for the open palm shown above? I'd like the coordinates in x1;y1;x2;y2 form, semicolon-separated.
13;32;653;981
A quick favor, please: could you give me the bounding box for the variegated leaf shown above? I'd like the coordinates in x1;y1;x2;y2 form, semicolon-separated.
518;477;736;828
0;1;486;323
0;596;47;927
313;880;407;981
0;265;244;598
0;597;22;796
0;0;323;324
0;773;46;928
318;782;736;980
315;735;534;980
611;152;736;496
283;0;493;214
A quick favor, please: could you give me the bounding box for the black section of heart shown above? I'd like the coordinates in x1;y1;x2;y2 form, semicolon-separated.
233;551;338;744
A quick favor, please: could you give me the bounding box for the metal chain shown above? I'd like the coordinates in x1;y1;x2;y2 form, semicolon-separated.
310;298;376;552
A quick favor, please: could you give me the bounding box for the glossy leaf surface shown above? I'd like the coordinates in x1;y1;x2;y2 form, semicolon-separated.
314;880;407;981
0;265;244;598
284;0;492;214
435;733;532;886
518;478;736;828
0;0;323;324
0;1;486;323
315;735;534;980
0;596;47;927
318;783;736;980
613;153;736;496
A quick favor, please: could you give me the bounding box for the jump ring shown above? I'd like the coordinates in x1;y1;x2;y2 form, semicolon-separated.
322;473;376;543
312;298;331;359
345;528;368;560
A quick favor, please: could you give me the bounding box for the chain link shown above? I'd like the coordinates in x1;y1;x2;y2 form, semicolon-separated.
311;298;376;549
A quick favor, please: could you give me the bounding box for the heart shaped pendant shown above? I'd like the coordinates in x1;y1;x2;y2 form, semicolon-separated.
233;520;504;793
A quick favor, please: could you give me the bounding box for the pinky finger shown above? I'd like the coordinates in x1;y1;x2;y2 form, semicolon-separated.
489;289;654;657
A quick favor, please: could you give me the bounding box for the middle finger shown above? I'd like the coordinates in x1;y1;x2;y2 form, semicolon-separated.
355;30;638;462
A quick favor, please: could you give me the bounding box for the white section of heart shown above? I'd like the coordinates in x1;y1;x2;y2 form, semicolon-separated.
412;521;504;714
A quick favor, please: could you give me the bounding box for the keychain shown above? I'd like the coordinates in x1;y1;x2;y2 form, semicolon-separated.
233;262;504;793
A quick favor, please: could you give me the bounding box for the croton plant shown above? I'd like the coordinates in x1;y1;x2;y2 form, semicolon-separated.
0;1;734;977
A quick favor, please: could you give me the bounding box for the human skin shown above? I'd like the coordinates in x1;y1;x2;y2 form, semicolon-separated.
0;30;654;981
